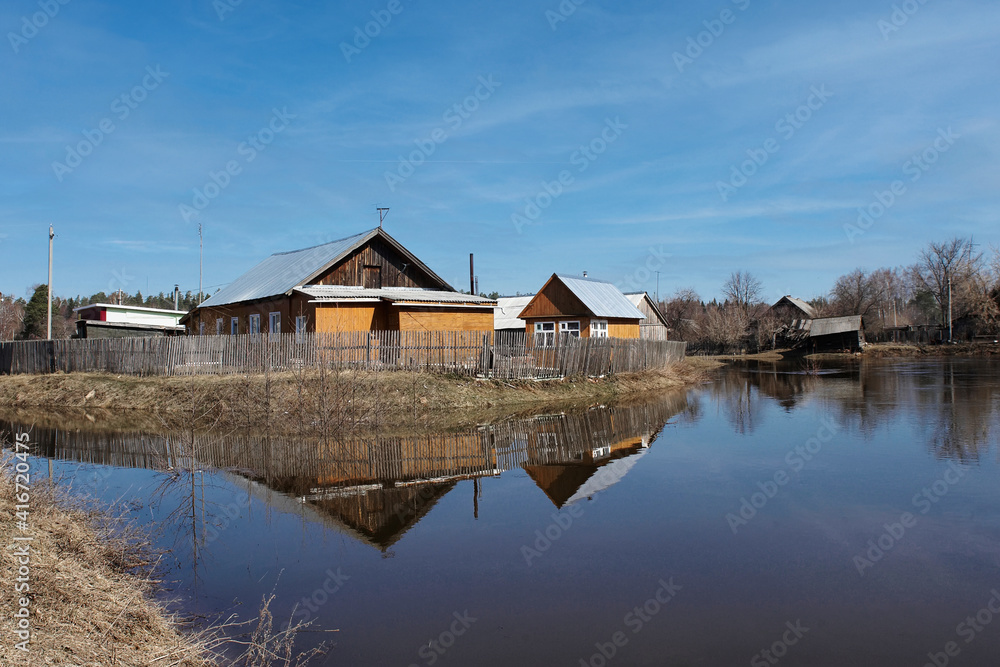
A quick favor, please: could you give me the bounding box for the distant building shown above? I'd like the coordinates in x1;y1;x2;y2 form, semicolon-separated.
494;295;534;333
808;315;865;352
73;303;186;339
770;295;816;323
518;274;645;343
625;292;669;341
181;227;495;336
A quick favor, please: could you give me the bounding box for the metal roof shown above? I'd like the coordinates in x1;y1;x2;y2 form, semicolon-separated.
625;292;669;327
198;228;454;309
296;286;495;306
555;274;645;320
809;315;863;337
772;295;817;319
494;295;534;330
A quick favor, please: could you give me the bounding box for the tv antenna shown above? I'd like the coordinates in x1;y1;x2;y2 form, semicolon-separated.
377;207;390;228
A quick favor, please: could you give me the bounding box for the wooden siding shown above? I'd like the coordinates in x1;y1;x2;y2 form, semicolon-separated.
316;303;381;333
312;237;442;289
523;316;640;339
519;278;589;319
398;308;494;332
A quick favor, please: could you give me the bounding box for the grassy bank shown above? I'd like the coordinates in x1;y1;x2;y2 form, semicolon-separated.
0;361;712;432
0;461;211;666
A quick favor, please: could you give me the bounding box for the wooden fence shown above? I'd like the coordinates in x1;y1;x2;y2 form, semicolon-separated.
0;331;686;379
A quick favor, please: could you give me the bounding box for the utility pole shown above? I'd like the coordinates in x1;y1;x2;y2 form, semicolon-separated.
47;225;54;340
948;274;953;342
377;207;390;228
655;271;660;304
198;223;204;305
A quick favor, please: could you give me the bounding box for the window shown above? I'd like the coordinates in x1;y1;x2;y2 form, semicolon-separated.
560;321;581;338
590;320;608;338
215;318;223;335
295;315;308;343
534;322;555;346
231;317;239;335
249;314;260;334
269;312;281;335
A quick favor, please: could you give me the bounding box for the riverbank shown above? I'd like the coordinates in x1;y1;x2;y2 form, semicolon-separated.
690;342;1000;362
0;460;211;665
0;360;714;432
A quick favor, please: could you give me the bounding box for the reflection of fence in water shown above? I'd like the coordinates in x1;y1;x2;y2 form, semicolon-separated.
0;331;686;379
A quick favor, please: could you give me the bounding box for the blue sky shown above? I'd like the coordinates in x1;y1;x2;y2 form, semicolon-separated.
2;0;998;305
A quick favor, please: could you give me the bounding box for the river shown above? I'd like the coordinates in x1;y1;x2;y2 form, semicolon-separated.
4;357;1000;666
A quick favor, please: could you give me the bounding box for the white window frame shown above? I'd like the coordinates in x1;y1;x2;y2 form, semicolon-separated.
269;312;281;335
560;321;581;338
590;320;608;338
249;314;260;335
534;321;555;346
295;315;308;343
231;317;239;335
215;318;223;335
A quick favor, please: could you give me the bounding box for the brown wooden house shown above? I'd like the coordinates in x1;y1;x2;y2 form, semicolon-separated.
182;227;495;336
518;274;645;343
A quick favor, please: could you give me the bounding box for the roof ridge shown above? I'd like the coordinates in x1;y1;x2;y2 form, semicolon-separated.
271;228;376;256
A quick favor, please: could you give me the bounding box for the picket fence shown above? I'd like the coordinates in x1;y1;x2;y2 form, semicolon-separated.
0;330;686;379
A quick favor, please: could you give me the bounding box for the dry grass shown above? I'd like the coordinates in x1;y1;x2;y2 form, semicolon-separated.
0;362;709;433
0;460;331;667
0;458;212;666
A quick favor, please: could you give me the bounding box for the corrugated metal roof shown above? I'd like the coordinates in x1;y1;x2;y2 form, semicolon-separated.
494;295;534;330
200;230;376;308
297;286;495;305
809;315;862;337
556;275;645;320
198;228;456;309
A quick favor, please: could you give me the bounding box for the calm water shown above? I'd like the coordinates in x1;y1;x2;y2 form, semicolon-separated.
5;357;1000;666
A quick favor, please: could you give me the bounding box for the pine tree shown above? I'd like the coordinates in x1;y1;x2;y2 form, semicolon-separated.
19;285;55;340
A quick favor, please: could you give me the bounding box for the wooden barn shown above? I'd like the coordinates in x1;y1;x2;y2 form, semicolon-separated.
182;227;495;336
518;274;645;343
808;315;865;352
770;295;816;323
625;292;669;341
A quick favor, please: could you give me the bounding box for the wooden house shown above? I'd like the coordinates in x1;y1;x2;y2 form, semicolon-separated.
518;274;645;343
625;292;669;341
770;295;816;324
181;227;495;336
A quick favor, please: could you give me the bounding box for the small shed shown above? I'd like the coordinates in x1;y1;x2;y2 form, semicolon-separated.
809;315;865;352
494;295;534;333
518;274;645;343
625;292;669;341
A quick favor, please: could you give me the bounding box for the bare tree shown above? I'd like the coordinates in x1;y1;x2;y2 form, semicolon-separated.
662;287;701;341
910;238;983;326
723;271;762;316
0;294;24;341
830;269;886;318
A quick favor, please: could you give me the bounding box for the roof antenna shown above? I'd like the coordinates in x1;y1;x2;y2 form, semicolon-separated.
377;207;390;228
